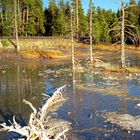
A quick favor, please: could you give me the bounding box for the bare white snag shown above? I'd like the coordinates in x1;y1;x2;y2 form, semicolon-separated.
70;0;75;69
14;0;20;51
0;86;70;140
121;0;126;68
76;0;79;39
89;0;93;62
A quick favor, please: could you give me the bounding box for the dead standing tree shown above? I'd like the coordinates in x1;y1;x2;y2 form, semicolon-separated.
76;0;79;40
70;0;75;69
110;0;138;68
121;0;125;68
89;0;93;62
121;0;138;67
14;0;20;51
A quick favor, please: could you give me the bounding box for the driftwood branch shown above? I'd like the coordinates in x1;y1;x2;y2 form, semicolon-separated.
0;85;70;140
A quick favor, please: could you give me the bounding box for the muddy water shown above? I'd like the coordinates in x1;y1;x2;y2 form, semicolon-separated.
0;60;140;140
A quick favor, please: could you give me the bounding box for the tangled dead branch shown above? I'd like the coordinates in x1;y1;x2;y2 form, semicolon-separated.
0;85;71;140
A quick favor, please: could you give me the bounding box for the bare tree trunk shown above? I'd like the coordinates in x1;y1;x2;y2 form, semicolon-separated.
70;0;75;69
5;11;7;21
89;0;93;62
14;0;20;51
121;0;125;67
17;0;21;23
76;0;79;40
17;0;21;36
26;6;29;23
25;5;29;36
1;12;3;24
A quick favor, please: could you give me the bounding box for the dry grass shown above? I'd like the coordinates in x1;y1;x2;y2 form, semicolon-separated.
20;50;70;59
104;65;125;73
94;44;140;56
90;59;140;73
11;39;82;50
99;65;140;73
125;67;140;73
20;51;41;59
105;65;140;73
39;50;69;59
100;65;140;73
94;44;120;52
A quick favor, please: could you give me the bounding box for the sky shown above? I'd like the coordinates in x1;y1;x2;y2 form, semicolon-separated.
43;0;139;13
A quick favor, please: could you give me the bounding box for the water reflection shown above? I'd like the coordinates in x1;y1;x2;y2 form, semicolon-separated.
0;61;140;139
61;69;140;140
0;63;43;122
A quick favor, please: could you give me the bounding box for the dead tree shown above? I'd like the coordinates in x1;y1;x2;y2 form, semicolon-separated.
0;86;70;140
14;0;20;51
70;0;75;69
89;0;93;62
110;1;137;68
121;0;125;68
76;0;79;40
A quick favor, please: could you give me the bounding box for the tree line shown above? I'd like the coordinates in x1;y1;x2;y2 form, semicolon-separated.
0;0;140;44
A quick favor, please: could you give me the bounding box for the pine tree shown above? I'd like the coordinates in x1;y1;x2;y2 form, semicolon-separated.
109;12;119;43
128;0;137;25
93;19;101;44
137;0;140;34
24;0;44;35
71;0;87;37
78;0;87;36
100;19;110;43
94;7;110;44
55;9;68;36
54;0;70;36
0;0;44;36
47;0;58;36
1;0;14;36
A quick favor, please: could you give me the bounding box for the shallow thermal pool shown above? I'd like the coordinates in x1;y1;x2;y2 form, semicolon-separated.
0;59;140;140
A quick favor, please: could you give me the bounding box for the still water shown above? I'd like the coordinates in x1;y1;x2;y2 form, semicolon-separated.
0;59;140;140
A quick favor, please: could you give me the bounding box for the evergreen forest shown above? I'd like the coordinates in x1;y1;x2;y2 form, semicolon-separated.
0;0;140;44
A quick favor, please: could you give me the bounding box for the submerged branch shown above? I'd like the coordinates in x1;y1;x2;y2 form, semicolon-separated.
23;99;37;115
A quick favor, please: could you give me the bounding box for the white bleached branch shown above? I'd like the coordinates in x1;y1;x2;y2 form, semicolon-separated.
0;85;70;140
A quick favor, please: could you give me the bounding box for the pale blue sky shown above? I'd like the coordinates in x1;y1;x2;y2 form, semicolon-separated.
43;0;139;12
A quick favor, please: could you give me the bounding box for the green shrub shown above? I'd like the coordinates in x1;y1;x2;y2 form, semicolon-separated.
1;39;11;48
